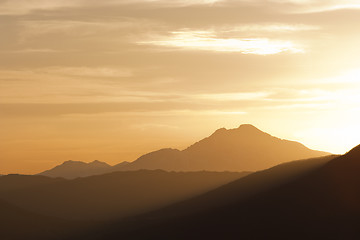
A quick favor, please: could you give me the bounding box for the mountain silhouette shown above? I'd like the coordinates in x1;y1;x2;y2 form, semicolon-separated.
102;145;360;240
39;160;112;179
115;124;329;172
38;124;329;179
0;170;248;221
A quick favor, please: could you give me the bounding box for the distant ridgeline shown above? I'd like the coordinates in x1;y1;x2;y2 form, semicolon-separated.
38;124;329;179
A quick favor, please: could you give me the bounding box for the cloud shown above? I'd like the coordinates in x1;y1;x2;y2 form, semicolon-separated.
269;0;360;13
227;24;320;33
19;19;138;40
62;109;246;120
194;92;270;101
0;0;223;15
40;66;133;78
0;0;80;15
139;30;303;55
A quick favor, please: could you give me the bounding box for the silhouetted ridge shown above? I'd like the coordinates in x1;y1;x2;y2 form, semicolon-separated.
38;124;330;176
114;161;130;168
39;160;112;179
344;144;360;157
90;160;111;167
321;144;360;172
210;127;227;136
209;124;267;138
62;160;85;165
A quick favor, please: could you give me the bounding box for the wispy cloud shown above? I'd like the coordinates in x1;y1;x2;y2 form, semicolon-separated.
0;0;80;15
139;30;304;55
271;0;360;13
194;92;271;101
227;24;320;33
40;66;133;78
0;0;223;15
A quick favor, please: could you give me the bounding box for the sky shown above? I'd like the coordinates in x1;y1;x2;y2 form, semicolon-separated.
1;0;360;174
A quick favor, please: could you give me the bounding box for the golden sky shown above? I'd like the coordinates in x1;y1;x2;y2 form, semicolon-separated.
1;0;360;174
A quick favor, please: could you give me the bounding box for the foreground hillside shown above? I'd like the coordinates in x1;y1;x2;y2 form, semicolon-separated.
0;153;339;240
101;146;360;239
0;199;77;240
0;170;248;221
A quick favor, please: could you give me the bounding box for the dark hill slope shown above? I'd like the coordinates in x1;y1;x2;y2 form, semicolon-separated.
111;146;360;240
1;170;248;221
0;199;80;240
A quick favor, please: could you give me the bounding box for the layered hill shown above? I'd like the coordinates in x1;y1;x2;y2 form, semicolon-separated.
0;154;337;240
106;145;360;240
0;170;248;221
38;124;329;179
0;174;64;192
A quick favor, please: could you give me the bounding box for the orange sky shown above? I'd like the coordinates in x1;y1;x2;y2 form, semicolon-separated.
1;0;360;174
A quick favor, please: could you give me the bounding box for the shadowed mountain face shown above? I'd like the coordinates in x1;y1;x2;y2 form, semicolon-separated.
0;170;248;221
116;124;329;172
103;145;360;240
38;124;329;179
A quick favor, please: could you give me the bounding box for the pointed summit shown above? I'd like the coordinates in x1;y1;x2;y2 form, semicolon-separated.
238;124;258;129
236;124;267;135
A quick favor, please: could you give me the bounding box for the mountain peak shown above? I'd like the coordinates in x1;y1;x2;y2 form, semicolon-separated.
237;124;263;132
90;160;110;166
62;160;85;165
233;124;269;137
212;125;264;137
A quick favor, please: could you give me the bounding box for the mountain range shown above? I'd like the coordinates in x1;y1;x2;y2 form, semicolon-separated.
38;124;329;179
4;123;358;240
